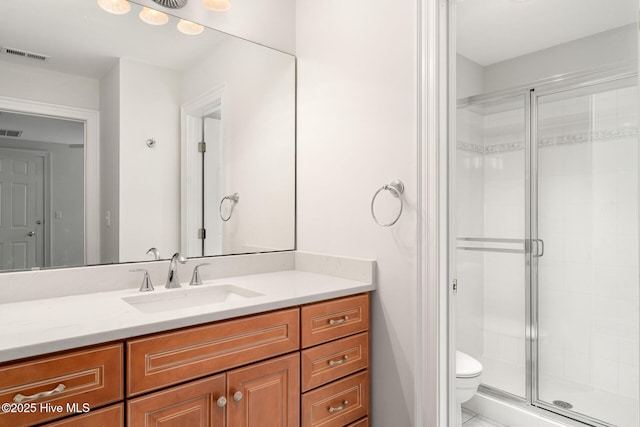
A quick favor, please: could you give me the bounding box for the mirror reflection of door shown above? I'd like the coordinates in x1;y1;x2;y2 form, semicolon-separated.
203;112;222;257
0;148;44;270
0;111;85;269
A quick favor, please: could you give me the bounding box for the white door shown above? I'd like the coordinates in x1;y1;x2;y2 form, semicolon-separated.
0;148;44;270
203;116;222;256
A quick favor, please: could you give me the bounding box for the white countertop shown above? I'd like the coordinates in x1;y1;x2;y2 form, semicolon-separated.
0;269;375;363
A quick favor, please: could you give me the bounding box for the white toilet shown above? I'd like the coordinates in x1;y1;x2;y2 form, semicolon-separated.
455;351;483;427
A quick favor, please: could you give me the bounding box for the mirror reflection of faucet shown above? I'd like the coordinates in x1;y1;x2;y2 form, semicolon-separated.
166;252;187;288
146;247;161;260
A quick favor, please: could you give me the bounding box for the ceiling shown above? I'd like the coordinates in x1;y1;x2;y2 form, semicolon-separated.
0;0;229;79
0;111;84;146
456;0;637;66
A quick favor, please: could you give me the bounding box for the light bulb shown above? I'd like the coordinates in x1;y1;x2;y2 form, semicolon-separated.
97;0;131;15
177;19;204;35
202;0;231;12
139;7;169;25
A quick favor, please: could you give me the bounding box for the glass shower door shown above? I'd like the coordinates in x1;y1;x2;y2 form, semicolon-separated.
456;94;528;399
533;78;640;426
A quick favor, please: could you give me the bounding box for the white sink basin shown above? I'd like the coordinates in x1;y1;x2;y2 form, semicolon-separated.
122;284;264;313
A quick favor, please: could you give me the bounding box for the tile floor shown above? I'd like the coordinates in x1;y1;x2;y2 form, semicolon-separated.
462;408;507;427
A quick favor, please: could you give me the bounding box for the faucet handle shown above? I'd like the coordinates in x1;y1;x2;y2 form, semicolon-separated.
189;263;211;286
130;269;154;292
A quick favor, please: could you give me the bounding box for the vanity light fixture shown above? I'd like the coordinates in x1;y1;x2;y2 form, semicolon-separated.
177;19;204;35
202;0;231;12
139;7;169;25
97;0;131;15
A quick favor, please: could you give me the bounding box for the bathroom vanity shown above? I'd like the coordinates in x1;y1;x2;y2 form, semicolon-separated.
0;254;374;427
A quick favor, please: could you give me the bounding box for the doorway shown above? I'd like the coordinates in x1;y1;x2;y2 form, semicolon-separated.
0;148;45;270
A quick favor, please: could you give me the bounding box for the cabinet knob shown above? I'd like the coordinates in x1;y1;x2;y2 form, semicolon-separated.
233;391;243;402
216;396;227;408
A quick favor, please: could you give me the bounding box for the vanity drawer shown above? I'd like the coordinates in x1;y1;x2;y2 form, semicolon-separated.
347;418;368;427
43;403;123;427
301;294;369;348
127;308;299;396
301;370;369;427
0;343;123;427
301;332;369;392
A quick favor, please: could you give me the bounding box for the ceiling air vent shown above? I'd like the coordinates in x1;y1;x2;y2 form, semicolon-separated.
1;46;50;62
152;0;188;8
0;129;23;138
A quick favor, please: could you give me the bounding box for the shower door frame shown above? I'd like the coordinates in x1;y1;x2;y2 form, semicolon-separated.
458;65;638;427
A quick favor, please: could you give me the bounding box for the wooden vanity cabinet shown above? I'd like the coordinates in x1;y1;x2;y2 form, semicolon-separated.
2;293;370;427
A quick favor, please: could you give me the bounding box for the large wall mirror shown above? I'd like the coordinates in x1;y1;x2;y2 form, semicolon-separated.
0;0;295;271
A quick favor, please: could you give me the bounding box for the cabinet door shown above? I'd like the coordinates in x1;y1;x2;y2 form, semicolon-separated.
227;353;300;427
127;374;226;427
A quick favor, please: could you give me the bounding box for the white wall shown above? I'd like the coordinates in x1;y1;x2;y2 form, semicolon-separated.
118;59;182;262
0;61;99;110
457;54;485;99
296;1;417;425
132;0;295;54
484;25;636;93
182;37;295;255
100;63;120;264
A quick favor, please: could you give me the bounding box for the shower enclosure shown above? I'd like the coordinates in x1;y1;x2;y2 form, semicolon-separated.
456;73;639;427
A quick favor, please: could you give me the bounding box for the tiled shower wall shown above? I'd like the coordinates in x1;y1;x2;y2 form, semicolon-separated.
457;84;639;422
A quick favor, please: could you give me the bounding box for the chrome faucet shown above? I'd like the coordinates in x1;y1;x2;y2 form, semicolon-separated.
166;252;186;288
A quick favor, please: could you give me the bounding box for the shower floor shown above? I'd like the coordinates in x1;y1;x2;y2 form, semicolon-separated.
462;408;506;427
478;357;638;426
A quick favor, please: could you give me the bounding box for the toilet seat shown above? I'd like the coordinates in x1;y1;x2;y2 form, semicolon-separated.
456;351;482;378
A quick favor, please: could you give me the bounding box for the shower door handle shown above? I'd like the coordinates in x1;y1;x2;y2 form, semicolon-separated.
533;239;544;257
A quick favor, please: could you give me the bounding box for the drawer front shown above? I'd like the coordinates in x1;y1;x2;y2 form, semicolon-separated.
347;418;368;427
302;332;368;392
127;374;225;427
127;308;300;396
44;403;123;427
301;294;369;348
302;370;369;427
0;343;123;427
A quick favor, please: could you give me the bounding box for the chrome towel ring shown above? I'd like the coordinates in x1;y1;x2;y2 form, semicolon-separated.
371;179;404;227
219;193;239;221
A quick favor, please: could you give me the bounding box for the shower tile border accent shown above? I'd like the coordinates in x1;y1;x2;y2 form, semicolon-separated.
456;127;639;154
